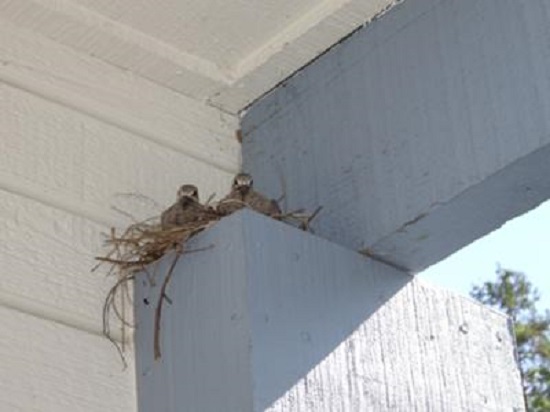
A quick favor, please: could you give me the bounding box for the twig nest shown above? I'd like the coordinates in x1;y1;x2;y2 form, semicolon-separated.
94;179;321;363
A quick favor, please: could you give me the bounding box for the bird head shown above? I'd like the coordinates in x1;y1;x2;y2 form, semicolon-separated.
177;184;199;203
232;173;253;193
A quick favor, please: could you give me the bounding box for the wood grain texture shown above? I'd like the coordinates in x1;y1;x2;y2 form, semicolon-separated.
0;305;135;412
266;281;522;412
135;210;524;411
242;0;550;272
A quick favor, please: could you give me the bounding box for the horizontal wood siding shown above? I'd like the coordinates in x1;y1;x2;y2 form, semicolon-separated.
0;19;239;412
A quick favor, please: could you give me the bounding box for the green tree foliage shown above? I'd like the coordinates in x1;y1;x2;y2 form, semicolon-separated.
471;267;550;411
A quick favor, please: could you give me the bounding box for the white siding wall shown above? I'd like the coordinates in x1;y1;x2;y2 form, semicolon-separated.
0;20;239;412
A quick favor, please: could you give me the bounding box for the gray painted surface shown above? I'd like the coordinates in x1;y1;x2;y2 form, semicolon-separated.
242;0;550;272
135;210;523;411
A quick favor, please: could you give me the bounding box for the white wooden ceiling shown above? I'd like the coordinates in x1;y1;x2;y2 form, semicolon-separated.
0;0;399;113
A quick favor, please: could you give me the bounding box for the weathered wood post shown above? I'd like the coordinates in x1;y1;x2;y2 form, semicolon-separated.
135;211;523;411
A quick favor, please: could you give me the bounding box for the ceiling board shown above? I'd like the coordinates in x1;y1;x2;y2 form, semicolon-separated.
0;0;401;113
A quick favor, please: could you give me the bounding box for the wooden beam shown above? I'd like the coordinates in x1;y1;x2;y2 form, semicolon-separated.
242;0;550;272
135;210;523;411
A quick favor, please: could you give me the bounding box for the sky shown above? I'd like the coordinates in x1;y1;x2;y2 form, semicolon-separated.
420;199;550;311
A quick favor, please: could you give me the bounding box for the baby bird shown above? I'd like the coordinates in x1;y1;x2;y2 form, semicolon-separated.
218;173;281;217
161;184;211;229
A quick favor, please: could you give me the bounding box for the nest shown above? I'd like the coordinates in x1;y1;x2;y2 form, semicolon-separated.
94;202;321;364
